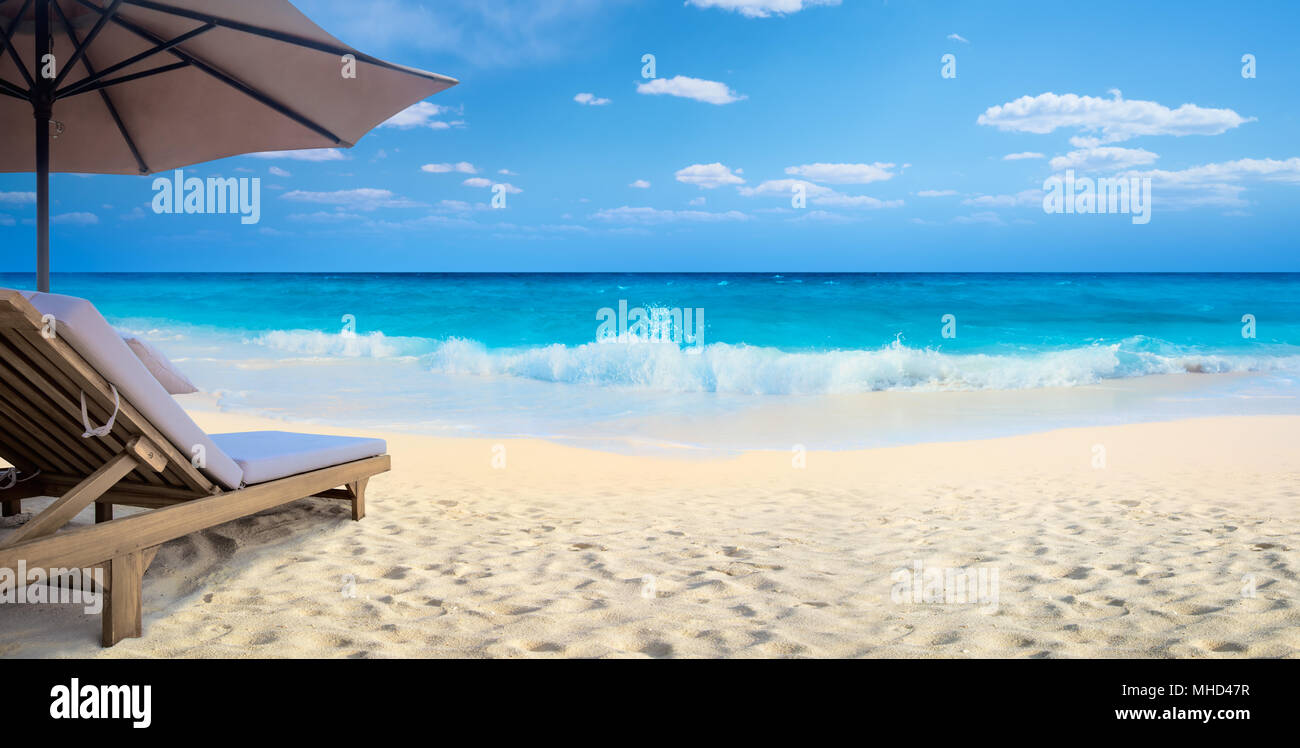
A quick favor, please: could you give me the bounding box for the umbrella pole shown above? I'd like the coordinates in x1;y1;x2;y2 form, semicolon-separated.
34;0;51;293
36;117;49;294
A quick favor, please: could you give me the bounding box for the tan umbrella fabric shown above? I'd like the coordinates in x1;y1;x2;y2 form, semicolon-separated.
0;0;457;290
1;0;457;173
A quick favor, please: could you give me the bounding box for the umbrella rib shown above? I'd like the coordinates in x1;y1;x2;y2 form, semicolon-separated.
60;59;187;97
55;22;214;98
72;0;347;146
0;76;27;98
51;0;150;174
118;0;457;86
0;0;35;91
51;0;124;89
0;3;28;101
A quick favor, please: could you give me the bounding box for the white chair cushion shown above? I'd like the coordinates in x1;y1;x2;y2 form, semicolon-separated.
121;334;199;395
21;290;245;490
208;431;386;485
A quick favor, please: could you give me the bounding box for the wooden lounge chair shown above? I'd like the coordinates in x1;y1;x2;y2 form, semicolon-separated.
0;288;390;646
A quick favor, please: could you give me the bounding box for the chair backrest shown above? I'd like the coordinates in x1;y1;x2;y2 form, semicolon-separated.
0;288;243;494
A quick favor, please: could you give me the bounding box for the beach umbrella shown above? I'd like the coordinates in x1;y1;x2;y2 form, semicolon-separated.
0;0;457;291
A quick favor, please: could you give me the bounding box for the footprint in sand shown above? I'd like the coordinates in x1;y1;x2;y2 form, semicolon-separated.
639;641;674;658
525;641;565;653
482;603;540;616
1253;542;1290;551
1168;601;1223;616
1198;640;1248;653
712;562;778;577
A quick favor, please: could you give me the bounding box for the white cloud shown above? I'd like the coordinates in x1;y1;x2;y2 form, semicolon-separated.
783;162;896;184
738;178;832;197
812;193;902;209
382;101;464;130
288;211;368;223
977;90;1253;142
916;189;958;197
246;149;347;162
282;188;422;210
953;211;1004;225
1003;152;1044;161
498;168;517;175
1116;157;1300;209
789;210;858;224
688;197;706;206
947;33;969;43
629;179;651;189
52;212;99;225
739;178;900;209
268;166;291;177
487;222;591;240
961;189;1042;208
636;75;745;105
574;92;611;106
1129;157;1300;185
1049;146;1158;172
0;215;14;226
422;161;478;174
463;177;523;193
0;191;36;204
675;162;746;189
591;206;749;224
686;0;840;18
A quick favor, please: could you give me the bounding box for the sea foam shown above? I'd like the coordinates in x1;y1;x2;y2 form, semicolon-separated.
251;329;431;358
419;336;1300;395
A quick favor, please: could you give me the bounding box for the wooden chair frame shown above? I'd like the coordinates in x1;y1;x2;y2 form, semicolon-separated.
0;290;389;646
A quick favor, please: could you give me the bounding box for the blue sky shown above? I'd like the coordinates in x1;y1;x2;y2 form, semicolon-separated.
2;0;1298;272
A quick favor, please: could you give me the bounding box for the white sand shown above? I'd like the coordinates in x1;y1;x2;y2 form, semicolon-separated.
2;412;1298;658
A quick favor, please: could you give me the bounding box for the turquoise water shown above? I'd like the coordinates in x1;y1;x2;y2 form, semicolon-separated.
2;272;1298;450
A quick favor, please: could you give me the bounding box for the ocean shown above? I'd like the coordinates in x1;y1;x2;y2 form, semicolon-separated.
3;272;1298;452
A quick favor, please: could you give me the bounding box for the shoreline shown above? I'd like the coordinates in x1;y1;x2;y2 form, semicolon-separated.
2;412;1297;658
175;369;1298;456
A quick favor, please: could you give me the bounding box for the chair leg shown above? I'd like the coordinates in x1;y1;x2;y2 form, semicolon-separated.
1;499;19;517
347;478;368;521
102;549;149;647
95;502;113;524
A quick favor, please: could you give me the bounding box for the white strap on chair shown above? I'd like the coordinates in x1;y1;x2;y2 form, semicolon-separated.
0;467;40;490
80;385;120;438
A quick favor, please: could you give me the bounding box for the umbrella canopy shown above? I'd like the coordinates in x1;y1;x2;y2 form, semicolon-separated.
0;0;458;290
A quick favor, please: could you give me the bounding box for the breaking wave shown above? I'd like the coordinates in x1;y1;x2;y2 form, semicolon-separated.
251;329;433;358
420;336;1300;395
